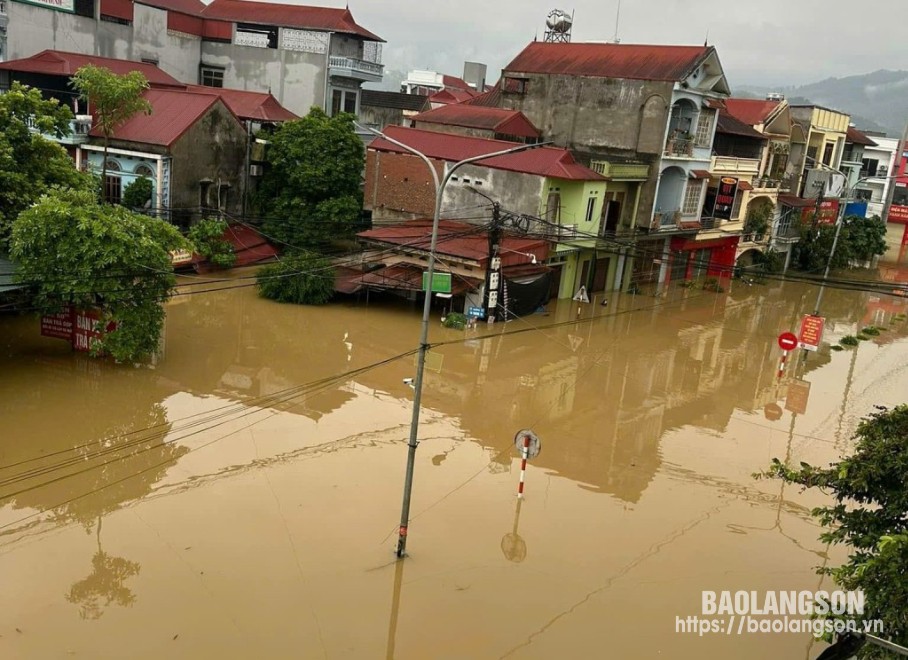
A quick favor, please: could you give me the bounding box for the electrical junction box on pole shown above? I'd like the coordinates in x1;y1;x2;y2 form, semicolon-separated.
422;272;452;294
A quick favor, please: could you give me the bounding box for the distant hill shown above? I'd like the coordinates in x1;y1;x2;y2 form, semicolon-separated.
735;70;908;137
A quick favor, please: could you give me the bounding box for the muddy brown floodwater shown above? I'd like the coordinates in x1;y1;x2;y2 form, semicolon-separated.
2;268;908;659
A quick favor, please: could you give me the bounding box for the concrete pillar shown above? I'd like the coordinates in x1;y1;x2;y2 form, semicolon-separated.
614;250;626;291
657;237;671;289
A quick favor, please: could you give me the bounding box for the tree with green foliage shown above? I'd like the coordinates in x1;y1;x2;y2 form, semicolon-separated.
791;214;889;273
844;215;888;264
188;218;236;269
70;66;152;199
759;405;908;657
256;252;334;305
0;82;95;246
10;188;189;362
256;107;364;249
122;176;153;209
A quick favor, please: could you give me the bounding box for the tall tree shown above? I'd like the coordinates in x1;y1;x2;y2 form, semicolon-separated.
0;82;94;246
10;188;189;362
70;65;152;201
760;405;908;657
257;107;364;249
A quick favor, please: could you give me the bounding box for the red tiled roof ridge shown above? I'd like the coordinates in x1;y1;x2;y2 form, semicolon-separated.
723;98;782;126
201;0;383;41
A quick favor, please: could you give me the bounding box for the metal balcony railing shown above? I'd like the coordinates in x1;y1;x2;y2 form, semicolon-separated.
664;137;694;157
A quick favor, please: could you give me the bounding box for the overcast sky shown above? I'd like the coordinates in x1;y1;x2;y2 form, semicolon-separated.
332;0;904;89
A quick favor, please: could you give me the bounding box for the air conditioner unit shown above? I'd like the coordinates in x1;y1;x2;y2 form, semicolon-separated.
249;164;263;177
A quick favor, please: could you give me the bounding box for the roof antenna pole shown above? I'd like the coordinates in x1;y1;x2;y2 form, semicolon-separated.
704;28;709;46
613;0;621;43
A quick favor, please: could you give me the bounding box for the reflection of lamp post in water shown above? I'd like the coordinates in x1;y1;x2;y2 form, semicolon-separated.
501;498;527;563
354;122;549;558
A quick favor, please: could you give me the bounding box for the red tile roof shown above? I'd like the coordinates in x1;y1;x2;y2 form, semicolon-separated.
93;89;224;147
136;0;205;15
202;0;383;41
716;110;766;139
0;50;182;86
723;98;781;126
428;88;480;105
412;105;541;139
462;83;501;107
358;219;550;267
504;42;711;81
185;85;297;122
442;75;473;91
192;224;278;272
846;126;877;147
370;126;605;181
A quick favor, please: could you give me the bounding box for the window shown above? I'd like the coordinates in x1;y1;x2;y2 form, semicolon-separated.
200;66;224;88
585;197;596;223
330;88;358;116
694;110;714;147
235;23;278;48
730;191;743;220
104;175;122;204
135;164;154;178
822;143;835;166
682;180;704;216
199;180;213;208
105;158;121;172
861;158;880;177
502;77;528;94
545;192;561;223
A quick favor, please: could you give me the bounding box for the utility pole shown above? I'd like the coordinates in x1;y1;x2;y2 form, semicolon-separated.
352;122;551;559
484;203;504;323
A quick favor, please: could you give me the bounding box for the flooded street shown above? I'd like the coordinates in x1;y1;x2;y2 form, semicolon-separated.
2;271;908;659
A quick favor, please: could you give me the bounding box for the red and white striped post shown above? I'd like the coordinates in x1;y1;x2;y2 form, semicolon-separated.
777;332;798;381
517;434;530;499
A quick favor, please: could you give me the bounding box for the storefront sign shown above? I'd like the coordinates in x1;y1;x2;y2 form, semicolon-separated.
40;305;117;352
15;0;75;13
798;315;825;352
887;204;908;225
170;249;194;266
801;200;840;225
40;308;74;340
712;177;739;220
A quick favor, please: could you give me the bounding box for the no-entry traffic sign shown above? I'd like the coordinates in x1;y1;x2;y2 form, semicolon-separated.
778;332;798;351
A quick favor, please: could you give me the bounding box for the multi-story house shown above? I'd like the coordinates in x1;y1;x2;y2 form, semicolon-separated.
362;125;610;299
852;133;898;218
718;97;801;270
492;41;732;289
2;0;383;117
840;127;878;195
789;104;851;201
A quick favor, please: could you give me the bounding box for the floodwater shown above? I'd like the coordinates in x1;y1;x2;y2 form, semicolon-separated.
2;268;908;659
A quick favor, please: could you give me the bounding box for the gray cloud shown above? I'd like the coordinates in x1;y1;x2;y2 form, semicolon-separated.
339;0;904;89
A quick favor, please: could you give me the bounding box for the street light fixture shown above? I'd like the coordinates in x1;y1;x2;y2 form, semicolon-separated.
355;122;550;558
814;173;903;315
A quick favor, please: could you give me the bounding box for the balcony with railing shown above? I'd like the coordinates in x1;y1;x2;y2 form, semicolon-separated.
710;155;760;176
663;136;694;158
590;160;650;181
328;56;384;83
59;115;93;145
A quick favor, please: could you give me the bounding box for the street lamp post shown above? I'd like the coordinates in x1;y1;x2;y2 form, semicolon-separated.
356;123;549;558
813;174;902;315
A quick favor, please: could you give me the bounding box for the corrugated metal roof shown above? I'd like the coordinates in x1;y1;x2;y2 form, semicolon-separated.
0;50;182;86
723;98;781;126
846;126;877;147
411;105;540;138
136;0;205;16
358;219;550;267
185;85;296;122
201;0;383;41
370;126;605;181
92;89;222;147
503;42;711;81
462;83;501;107
441;75;472;91
716;111;766;139
428;88;480;105
361;90;430;112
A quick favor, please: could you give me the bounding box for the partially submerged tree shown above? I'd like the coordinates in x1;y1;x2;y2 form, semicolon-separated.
10;188;189;362
791;214;888;272
70;66;152;200
0;82;95;246
256;252;334;305
760;405;908;657
188;217;236;269
257;107;364;249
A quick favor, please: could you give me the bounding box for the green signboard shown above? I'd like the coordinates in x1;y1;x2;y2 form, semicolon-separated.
421;272;452;294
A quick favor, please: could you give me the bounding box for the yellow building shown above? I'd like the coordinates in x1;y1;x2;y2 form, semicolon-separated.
790;105;851;197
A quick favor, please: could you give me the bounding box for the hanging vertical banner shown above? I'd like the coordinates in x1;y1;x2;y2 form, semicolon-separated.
713;177;739;220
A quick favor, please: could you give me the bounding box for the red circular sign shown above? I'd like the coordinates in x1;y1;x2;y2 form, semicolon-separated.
778;332;798;351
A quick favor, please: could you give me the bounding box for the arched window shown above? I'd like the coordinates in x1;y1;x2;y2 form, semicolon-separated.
105;158;121;172
135;164;154;178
